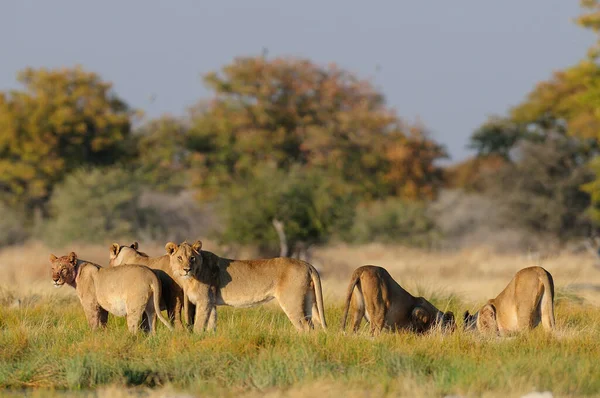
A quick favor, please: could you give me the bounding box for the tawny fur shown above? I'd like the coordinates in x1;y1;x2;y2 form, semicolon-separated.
341;265;456;335
50;252;173;334
165;240;327;333
464;266;556;335
109;242;189;329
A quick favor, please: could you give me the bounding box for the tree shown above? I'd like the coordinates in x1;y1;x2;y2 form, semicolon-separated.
133;115;190;192
218;165;356;257
0;66;135;215
484;137;593;240
188;56;446;201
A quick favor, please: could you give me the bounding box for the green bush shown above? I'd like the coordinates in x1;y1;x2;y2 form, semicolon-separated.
348;199;440;247
0;203;28;247
42;167;165;246
218;165;356;256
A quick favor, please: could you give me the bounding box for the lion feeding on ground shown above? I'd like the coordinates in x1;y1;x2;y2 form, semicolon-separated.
463;266;555;335
109;242;187;329
50;252;173;333
341;265;456;335
165;240;327;333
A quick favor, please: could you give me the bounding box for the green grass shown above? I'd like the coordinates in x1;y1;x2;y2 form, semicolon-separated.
1;294;599;397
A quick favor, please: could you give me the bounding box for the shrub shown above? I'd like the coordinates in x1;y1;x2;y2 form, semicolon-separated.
348;198;440;248
218;165;356;256
0;203;28;247
42;167;165;246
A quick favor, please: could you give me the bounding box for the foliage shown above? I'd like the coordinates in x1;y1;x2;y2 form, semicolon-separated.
0;66;135;215
444;154;506;191
348;198;440;247
218;165;356;255
0;202;28;247
484;137;594;240
42;167;164;246
466;1;600;229
133;115;190;192
187;56;446;201
469;117;527;160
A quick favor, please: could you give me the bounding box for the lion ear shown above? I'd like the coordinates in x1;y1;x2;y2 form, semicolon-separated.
444;311;455;322
165;242;178;255
411;307;430;331
109;243;120;257
463;310;470;322
130;242;139;250
477;303;498;333
68;252;77;264
49;254;57;262
481;303;496;320
192;240;203;253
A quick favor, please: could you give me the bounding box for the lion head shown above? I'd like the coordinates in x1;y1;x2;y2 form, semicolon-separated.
165;240;203;279
50;252;79;287
108;242;147;267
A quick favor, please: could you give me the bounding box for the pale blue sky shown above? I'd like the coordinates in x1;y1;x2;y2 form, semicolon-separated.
0;1;594;162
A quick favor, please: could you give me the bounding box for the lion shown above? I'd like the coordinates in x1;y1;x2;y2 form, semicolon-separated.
463;266;555;335
109;242;188;329
341;265;456;335
164;240;327;333
50;252;173;333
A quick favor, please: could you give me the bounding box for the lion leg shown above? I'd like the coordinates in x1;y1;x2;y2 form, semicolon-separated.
304;288;322;329
278;296;312;332
172;289;184;330
127;308;145;334
193;301;212;333
206;305;217;332
144;307;158;334
350;290;365;333
140;312;151;332
366;300;385;336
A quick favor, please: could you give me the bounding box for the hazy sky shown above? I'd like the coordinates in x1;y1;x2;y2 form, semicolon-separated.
0;1;594;162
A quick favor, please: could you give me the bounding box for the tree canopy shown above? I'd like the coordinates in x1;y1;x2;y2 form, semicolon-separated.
0;66;135;214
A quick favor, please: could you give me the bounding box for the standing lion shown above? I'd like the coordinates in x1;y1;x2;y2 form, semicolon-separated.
165;240;327;333
50;252;173;333
342;265;456;335
463;266;555;335
109;242;188;329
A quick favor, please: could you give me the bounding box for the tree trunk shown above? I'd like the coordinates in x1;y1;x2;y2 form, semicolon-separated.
272;219;289;257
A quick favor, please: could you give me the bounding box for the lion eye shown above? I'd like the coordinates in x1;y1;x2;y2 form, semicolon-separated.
178;256;183;262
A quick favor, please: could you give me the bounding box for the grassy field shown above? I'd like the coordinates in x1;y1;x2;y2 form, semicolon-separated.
1;241;600;397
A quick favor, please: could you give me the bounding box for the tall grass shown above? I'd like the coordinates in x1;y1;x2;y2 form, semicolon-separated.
1;241;600;396
1;296;599;396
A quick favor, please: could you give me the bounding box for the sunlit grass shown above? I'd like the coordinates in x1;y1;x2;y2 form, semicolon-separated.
1;293;599;397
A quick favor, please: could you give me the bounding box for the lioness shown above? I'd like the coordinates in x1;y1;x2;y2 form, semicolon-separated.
109;242;187;329
463;266;555;335
50;252;173;333
341;265;456;335
165;240;327;333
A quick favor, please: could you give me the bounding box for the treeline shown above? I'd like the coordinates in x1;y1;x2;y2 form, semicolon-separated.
2;1;600;253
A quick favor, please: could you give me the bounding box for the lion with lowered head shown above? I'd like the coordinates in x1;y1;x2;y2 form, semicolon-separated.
109;242;188;329
342;265;456;335
165;240;327;333
50;252;173;333
463;266;555;335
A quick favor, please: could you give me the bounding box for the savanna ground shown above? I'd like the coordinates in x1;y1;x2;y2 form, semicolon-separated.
1;241;600;397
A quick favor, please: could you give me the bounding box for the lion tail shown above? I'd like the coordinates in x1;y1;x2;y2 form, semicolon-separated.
309;265;327;330
341;267;363;331
151;274;174;331
540;268;556;330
